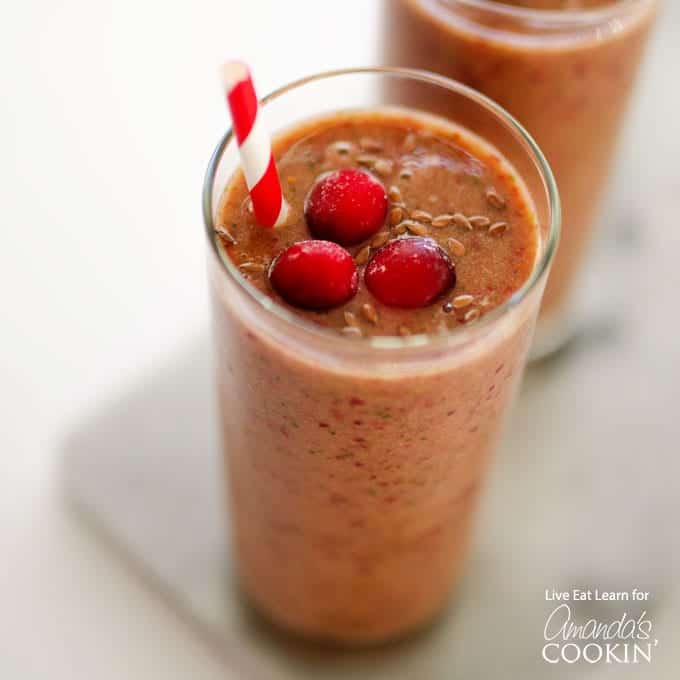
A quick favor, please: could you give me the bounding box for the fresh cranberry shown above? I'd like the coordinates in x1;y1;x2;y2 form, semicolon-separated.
305;169;388;246
365;237;456;308
269;240;358;310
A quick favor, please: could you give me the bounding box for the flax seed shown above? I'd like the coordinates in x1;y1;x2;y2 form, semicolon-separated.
240;262;265;273
361;303;379;325
453;213;473;230
486;188;506;210
432;214;454;228
373;159;394;177
214;225;236;245
452;294;474;309
410;209;432;223
389;206;405;226
399;168;413;180
354;245;371;265
359;137;382;153
388;185;403;203
447;238;466;257
329;141;352;156
468;215;491;228
402;133;417;152
488;221;508;236
342;326;362;337
344;311;359;327
357;154;378;167
402;220;428;236
371;231;390;248
464;308;480;323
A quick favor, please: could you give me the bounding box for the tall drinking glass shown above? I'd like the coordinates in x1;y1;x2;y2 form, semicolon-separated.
203;68;559;644
383;0;656;356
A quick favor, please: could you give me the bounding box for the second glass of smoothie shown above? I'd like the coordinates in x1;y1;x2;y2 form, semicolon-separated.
384;0;657;355
204;68;559;645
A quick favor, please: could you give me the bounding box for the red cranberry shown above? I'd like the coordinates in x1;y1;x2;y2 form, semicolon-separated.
269;240;358;310
364;237;456;308
305;168;388;246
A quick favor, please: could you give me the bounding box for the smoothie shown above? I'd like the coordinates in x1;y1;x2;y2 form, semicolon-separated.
383;0;656;347
218;112;537;336
205;71;558;644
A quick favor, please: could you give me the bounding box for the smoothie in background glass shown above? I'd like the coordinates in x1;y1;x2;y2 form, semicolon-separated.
203;69;559;644
383;0;657;355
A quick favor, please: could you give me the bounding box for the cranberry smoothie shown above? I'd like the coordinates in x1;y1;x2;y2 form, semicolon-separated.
209;109;547;643
219;111;537;335
383;0;656;335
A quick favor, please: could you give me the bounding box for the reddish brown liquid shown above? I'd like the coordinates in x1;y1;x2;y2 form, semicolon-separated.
218;110;537;336
383;0;656;319
211;109;543;643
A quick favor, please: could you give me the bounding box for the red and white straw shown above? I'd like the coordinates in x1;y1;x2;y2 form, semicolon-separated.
221;61;288;228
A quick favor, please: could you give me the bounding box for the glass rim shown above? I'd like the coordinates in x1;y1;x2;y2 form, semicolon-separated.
202;66;561;353
439;0;650;24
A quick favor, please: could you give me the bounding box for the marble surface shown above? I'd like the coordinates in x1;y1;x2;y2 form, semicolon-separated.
63;170;680;678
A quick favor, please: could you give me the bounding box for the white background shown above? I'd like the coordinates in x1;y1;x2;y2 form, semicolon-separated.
0;1;675;678
0;2;380;678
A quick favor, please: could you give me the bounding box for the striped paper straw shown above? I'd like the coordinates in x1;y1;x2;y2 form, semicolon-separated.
221;61;288;228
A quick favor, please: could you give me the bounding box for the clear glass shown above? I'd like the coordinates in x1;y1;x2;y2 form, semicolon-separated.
383;0;657;357
203;67;559;644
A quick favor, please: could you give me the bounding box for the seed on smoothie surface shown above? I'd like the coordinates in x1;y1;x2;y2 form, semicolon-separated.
354;245;371;265
463;308;481;323
214;225;237;244
371;231;390;248
359;137;383;153
388;185;403;203
488;221;508;236
361;303;379;325
410;209;432;223
442;301;454;313
389;206;405;225
357;154;378;168
402;133;417;152
403;220;428;236
452;213;473;230
399;168;413;180
446;237;466;257
331;141;353;155
432;214;454;228
373;159;394;177
485;188;506;210
240;262;265;273
344;311;359;327
468;215;491;228
452;294;474;309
